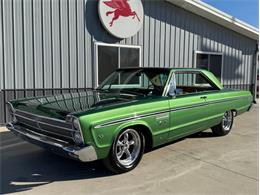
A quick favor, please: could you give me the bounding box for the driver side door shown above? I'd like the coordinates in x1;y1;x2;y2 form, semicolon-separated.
168;71;218;140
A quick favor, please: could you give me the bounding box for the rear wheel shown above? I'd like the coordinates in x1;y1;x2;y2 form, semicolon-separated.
103;128;144;174
211;110;234;136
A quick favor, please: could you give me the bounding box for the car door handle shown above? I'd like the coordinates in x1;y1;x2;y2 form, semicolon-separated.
200;96;207;99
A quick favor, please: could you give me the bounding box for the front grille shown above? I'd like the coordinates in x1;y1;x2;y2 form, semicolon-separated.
13;110;76;144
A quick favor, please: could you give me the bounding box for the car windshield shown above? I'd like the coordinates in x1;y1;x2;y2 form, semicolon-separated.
97;69;171;96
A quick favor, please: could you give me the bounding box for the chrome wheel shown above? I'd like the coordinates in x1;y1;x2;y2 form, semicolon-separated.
116;129;141;167
222;111;233;131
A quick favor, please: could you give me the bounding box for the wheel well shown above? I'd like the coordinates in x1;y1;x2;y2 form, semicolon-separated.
130;125;153;152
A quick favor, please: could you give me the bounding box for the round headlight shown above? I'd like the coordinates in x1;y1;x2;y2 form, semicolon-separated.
73;131;83;145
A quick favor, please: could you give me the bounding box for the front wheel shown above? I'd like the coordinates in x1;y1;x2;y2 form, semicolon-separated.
103;128;145;174
211;110;234;136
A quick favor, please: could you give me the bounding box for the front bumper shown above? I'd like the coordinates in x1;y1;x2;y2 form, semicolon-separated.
6;123;97;162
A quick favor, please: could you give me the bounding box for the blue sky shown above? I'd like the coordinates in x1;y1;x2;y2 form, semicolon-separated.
202;0;259;28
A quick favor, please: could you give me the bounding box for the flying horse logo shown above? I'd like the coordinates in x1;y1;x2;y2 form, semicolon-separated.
103;0;140;27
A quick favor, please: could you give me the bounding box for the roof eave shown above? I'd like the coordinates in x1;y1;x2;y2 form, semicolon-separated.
166;0;259;41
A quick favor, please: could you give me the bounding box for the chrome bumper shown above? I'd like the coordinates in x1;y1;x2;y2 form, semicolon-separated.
6;123;97;162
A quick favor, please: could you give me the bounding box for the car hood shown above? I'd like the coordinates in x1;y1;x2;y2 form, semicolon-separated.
10;90;141;120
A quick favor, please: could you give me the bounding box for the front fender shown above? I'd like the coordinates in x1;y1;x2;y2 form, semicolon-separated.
90;120;153;159
112;120;153;141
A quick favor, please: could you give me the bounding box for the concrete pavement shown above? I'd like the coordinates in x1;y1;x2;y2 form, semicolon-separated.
0;105;258;195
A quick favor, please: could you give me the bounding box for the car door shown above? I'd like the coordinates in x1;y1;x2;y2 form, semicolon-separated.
167;71;218;140
202;90;234;127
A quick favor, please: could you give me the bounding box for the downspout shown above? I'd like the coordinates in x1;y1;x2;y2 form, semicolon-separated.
252;42;259;104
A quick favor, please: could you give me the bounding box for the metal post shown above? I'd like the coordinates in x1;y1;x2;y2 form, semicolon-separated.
253;43;259;103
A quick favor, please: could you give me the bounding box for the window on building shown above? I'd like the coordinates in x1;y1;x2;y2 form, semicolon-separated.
96;43;141;85
195;52;222;81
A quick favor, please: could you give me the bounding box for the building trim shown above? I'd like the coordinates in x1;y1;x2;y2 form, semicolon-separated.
167;0;259;40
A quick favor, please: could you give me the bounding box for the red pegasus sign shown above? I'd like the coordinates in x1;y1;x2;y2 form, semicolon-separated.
103;0;141;27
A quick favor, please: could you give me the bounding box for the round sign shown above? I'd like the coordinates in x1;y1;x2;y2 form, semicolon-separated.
98;0;144;39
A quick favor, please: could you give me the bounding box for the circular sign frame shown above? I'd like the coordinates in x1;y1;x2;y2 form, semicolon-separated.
98;0;144;39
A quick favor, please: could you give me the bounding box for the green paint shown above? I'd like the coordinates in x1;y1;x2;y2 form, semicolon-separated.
9;68;253;159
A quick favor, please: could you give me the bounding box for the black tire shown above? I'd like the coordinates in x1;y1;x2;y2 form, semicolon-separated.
211;110;234;136
103;128;145;174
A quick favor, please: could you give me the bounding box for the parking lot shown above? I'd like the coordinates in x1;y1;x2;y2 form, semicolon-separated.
0;104;258;195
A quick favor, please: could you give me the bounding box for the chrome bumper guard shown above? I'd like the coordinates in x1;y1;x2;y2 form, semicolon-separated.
6;123;97;162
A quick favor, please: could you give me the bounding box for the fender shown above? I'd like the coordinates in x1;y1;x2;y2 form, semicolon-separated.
90;119;153;159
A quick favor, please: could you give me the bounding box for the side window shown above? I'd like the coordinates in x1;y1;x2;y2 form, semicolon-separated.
175;72;218;96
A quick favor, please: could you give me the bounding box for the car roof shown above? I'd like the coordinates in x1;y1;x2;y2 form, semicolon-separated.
117;67;206;72
117;67;171;71
117;67;223;89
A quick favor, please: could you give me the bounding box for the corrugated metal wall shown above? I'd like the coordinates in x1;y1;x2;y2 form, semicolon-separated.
0;0;257;123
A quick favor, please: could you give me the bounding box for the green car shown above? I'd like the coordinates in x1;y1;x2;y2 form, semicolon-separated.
6;68;253;173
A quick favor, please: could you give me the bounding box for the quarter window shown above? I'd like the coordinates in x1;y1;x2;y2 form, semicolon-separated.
96;43;141;85
196;52;222;81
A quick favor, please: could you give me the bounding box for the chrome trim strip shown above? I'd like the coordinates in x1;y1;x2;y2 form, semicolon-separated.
17;120;74;140
24;127;70;144
170;103;207;112
170;98;238;112
94;110;169;129
8;123;65;148
14;113;74;132
15;109;68;124
94;97;240;129
207;98;239;104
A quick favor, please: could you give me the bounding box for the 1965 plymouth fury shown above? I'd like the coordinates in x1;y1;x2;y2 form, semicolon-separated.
7;68;253;173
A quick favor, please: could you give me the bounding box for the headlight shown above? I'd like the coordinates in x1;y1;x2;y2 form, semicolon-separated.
72;118;84;146
73;131;83;146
